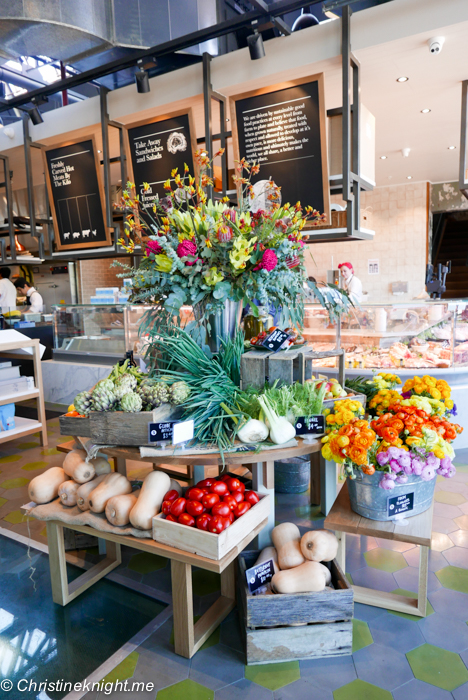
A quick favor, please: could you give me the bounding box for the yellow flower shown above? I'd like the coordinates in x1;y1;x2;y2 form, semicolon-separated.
203;267;224;286
229;236;256;270
434;448;445;459
430;389;441;400
326;415;336;424
154;254;173;272
321;444;333;460
445;399;454;410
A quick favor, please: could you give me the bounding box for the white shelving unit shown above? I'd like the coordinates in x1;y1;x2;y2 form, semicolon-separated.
0;336;48;446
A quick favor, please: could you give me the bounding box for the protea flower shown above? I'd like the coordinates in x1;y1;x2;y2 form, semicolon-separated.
217;224;233;242
286;256;300;269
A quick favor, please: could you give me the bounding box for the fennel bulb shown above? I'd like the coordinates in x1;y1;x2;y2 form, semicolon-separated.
238;419;269;444
257;395;296;445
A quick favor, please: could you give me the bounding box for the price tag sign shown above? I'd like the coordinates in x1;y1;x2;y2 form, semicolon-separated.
148;421;176;443
245;559;275;594
388;492;414;517
294;415;325;435
262;329;290;352
172;419;194;446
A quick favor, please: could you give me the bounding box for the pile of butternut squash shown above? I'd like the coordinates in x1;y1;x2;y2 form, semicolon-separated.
253;522;339;595
28;450;182;531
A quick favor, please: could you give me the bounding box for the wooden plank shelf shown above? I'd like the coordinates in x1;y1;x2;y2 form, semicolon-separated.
0;388;40;406
0;416;43;443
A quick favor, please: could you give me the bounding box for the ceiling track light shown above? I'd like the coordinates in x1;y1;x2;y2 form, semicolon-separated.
292;7;320;31
397;76;409;82
28;106;43;125
407;176;413;179
247;30;265;60
135;66;150;93
421;108;431;114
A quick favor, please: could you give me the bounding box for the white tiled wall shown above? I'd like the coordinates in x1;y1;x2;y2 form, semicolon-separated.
305;182;428;303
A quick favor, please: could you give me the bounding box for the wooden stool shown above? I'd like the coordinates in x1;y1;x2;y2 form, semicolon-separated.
324;482;432;617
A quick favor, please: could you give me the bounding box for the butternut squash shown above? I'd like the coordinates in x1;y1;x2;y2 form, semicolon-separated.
254;546;279;575
271;522;305;570
105;490;140;527
318;563;332;585
28;467;69;504
62;449;95;484
58;480;80;507
271;561;327;594
91;456;112;475
300;530;338;562
76;474;109;511
169;478;183;496
129;470;171;530
88;473;132;513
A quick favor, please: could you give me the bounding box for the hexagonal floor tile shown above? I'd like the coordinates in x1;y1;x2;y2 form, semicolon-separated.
352;619;373;652
157;679;214;700
406;644;468;691
21;460;49;472
393;678;454;700
369;611;424;653
333;679;392;700
41;448;61;456
190;643;244;691
0;477;29;489
170;616;220;651
419;612;468;653
16;441;39;450
388;589;434;621
431;516;459;535
245;661;300;691
0;455;21;463
100;651;139;684
449;530;468;548
442;546;468;568
431;533;455;552
214;678;273;700
435;565;468;593
0;497;6;508
455;515;468;530
434;491;466;506
3;510;35;524
364;548;407;573
128;552;168;574
353;642;413;690
192;570;220;597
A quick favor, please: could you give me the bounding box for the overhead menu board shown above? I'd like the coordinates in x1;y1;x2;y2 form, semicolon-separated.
230;75;330;225
44;136;111;251
126;110;197;228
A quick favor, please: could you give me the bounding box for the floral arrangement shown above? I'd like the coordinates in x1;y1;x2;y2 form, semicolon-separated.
370;404;462;449
321;419;376;469
114;151;348;330
368;389;403;416
370;373;402;391
376;445;455;490
323;399;365;432
402;375;454;412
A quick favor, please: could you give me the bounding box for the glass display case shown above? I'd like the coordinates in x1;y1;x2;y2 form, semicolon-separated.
52;304;151;363
303;300;468;369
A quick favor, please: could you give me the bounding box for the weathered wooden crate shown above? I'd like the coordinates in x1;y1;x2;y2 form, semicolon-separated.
241;346;346;390
153;493;270;560
238;550;353;664
60;405;182;445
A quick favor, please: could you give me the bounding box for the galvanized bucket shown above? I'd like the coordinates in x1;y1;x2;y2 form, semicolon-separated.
274;456;310;493
203;299;243;353
347;470;436;521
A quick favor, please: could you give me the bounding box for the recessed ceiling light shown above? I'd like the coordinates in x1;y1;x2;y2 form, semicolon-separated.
397;76;409;82
421;108;431;113
448;145;456;150
406;176;413;179
380;156;387;160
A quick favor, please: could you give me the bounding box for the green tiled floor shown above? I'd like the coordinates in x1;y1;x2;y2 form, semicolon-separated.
406;643;468;691
364;547;407;572
245;661;301;690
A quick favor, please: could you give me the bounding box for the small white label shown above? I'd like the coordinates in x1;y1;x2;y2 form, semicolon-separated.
368;259;379;275
172;419;194;445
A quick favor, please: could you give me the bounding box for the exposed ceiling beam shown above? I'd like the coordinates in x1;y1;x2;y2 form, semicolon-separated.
248;0;292;35
0;0;311;114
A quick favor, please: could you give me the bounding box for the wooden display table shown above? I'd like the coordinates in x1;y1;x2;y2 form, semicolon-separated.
324;482;432;617
45;515;266;659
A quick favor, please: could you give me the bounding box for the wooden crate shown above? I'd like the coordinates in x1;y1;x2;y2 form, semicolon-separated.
60;405;182;444
152;493;270;560
237;550;353;664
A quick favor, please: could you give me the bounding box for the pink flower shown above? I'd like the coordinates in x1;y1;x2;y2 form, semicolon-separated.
286;256;300;269
177;239;197;265
223;209;236;224
145;239;163;256
260;249;278;272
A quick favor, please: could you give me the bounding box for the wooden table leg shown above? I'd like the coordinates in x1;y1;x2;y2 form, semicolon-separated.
417;545;429;616
320;454;337;516
114;457;127;476
47;521;68;605
220;560;236;601
252;461;275;549
171;559;194;658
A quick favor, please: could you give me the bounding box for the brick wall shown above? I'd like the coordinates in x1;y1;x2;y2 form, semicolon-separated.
77;257;129;303
305;182;428;303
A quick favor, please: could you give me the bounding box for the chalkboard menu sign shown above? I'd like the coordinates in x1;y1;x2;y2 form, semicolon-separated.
44;136;111;251
231;75;330;225
126;110;197;226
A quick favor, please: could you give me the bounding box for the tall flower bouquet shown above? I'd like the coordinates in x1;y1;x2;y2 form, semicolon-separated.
115;151;351;331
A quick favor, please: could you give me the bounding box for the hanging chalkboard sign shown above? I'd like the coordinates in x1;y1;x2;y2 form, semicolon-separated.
126;109;197;229
230;75;330;226
44;136;111;251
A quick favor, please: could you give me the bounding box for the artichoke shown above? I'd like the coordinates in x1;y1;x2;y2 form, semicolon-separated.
95;378;115;393
121;391;143;413
91;386;117;412
170;381;191;405
74;390;93;416
153;382;170;405
114;374;137;399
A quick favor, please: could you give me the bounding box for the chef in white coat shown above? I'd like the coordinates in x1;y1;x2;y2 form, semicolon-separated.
338;262;363;303
14;277;44;313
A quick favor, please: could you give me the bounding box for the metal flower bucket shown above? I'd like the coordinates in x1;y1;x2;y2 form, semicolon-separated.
347;470;436;521
204;299;243;353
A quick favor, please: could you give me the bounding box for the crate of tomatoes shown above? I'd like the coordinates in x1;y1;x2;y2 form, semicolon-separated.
152;475;270;560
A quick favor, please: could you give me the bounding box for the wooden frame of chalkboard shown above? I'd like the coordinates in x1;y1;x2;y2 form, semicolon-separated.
230;74;330;228
43;134;112;252
124;108;199;235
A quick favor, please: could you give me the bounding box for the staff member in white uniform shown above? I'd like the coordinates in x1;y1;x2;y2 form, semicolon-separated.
14;277;44;313
338;262;363;303
0;267;17;312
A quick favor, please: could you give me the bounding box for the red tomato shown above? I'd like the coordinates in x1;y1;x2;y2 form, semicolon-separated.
223;494;239;511
202;493;220;510
208;515;227;534
163;489;179;503
186;500;204;517
186;487;205;501
233;501;251;518
196;513;212;531
210;481;229;497
218;474;231;482
170;497;186;517
166;514;177;522
226;511;235;524
162;500;173;515
244;490;260;506
211;502;230;517
178;513;195;527
221;516;232;529
226;477;242;493
232;491;244;504
196;479;215;489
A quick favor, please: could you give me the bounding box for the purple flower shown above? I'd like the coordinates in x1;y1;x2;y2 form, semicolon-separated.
399;454;412;468
401;391;412;399
411;458;424;476
379;477;395;490
396;474;408;484
388;446;402;459
421;466;436;481
446;465;456;478
376;452;389;466
389;459;401;472
450;404;458;416
440;456;452;470
426;454;440;469
403;463;414;475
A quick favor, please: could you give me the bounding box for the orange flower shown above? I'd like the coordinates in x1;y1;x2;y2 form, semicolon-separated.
361;465;376;475
381;426;399;443
389;419;404;432
348;445;368;465
354;420;368;429
338;425;354;436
